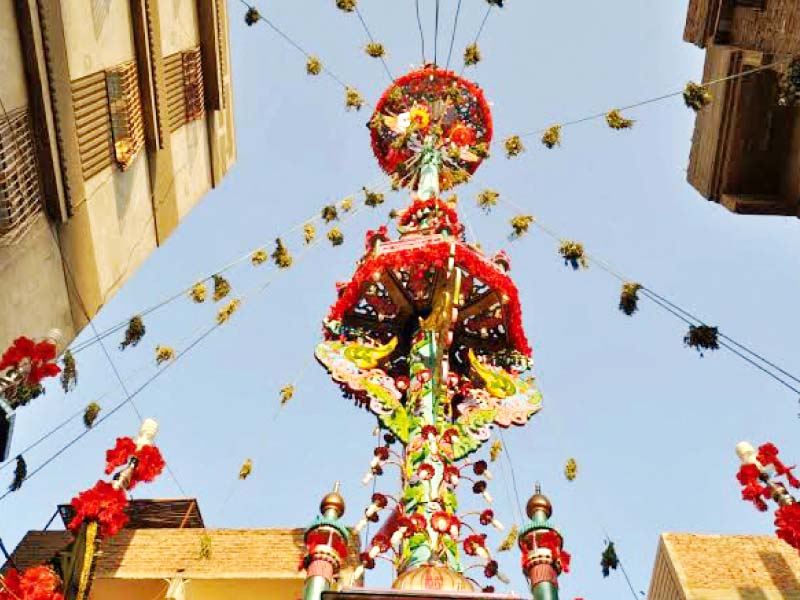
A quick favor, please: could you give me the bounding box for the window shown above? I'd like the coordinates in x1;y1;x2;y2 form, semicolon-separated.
165;48;206;132
105;61;145;171
182;49;205;123
72;72;113;180
0;108;43;246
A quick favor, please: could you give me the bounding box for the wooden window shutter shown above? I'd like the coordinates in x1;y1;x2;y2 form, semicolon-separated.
182;49;205;123
72;72;113;180
105;61;145;171
0;108;44;246
164;52;186;133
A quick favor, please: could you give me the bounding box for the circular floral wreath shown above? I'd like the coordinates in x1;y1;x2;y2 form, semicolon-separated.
369;66;493;191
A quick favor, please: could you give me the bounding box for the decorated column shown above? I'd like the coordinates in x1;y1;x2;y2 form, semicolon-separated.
518;486;569;600
316;66;543;593
302;483;351;600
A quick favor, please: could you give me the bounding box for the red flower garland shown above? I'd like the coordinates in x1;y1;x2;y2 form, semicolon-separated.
67;480;129;538
775;503;800;551
326;239;531;356
0;337;61;386
758;443;800;488
104;436;165;489
0;566;64;600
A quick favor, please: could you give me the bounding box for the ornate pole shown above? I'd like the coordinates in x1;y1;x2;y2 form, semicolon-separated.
518;486;569;600
303;483;350;600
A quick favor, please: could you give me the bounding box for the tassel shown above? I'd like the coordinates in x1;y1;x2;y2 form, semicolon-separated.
327;228;344;247
304;223;316;244
684;325;719;356
464;43;481;66
251;249;268;266
558;240;588;270
280;384;295;405
541;125;562;149
340;197;353;212
239;459;253;480
83;402;101;428
336;0;357;11
504;135;524;158
477;189;499;213
601;541;619;577
190;282;207;303
10;455;26;492
272;238;293;269
120;316;146;350
606;109;634;130
199;533;213;560
683;82;712;111
497;524;518;552
306;56;322;76
345;87;365;111
213;275;231;302
216;299;241;325
322;205;338;223
363;188;385;208
490;440;502;462
60;350;77;393
365;42;386;58
565;458;577;481
244;6;260;26
510;215;534;238
619;282;642;316
155;345;175;365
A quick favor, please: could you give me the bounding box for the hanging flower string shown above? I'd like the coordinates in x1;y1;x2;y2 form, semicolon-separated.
217;299;241;325
564;458;577;482
509;215;534;239
120;316;146;350
213;274;231;302
504;135;524;158
239;458;253;480
619;282;642;316
683;81;712;111
0;336;61;405
605;109;634;130
559;240;588;270
190;282;207;303
84;402;101;428
306;56;323;76
0;565;64;600
155;345;175;365
541;125;562;149
464;43;481;66
272;238;293;269
251;249;268;266
9;455;26;492
684;325;719;356
365;42;386;58
60;350;77;393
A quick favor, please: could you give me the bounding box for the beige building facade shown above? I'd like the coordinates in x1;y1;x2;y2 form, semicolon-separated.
648;532;800;599
0;0;236;353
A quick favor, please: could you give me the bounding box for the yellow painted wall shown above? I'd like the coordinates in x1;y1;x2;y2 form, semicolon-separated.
0;0;28;109
90;577;306;600
158;0;200;56
171;119;213;220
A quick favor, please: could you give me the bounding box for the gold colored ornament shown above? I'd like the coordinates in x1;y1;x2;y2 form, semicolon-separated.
606;109;634;130
244;6;260;26
345;86;365;111
541;125;562;149
322;205;338;223
155;345;175;365
213;274;231;302
619;282;642;316
120;316;146;350
365;42;386;58
336;0;356;11
328;227;344;246
490;439;502;462
272;238;293;269
558;240;588;270
340;197;353;212
239;458;253;480
304;223;316;244
565;458;578;481
61;350;77;393
477;189;499;212
510;215;535;238
190;282;207;303
83;402;101;428
306;56;322;76
464;43;481;66
216;299;241;325
199;534;213;560
364;187;385;207
280;384;295;405
497;524;519;552
251;249;268;266
504;135;524;158
683;82;712;111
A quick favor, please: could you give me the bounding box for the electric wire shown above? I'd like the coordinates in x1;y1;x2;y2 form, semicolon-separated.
355;7;394;81
434;0;440;66
415;0;426;64
460;5;493;75
445;0;463;71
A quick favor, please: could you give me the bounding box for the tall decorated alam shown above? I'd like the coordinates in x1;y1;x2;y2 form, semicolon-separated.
307;66;569;600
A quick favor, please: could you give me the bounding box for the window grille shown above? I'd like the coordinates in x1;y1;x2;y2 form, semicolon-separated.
72;71;113;180
106;61;145;171
165;48;205;133
0;108;43;247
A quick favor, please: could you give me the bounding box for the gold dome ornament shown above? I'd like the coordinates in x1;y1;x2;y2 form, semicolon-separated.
526;485;553;519
392;564;475;592
320;482;346;517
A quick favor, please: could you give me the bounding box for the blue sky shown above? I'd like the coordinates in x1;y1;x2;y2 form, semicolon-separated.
3;1;800;598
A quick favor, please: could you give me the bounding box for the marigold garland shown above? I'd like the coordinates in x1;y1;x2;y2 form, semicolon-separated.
559;240;588;270
328;228;344;246
217;299;241;325
304;223;316;244
340;197;353;212
83;402;101;428
683;81;712;111
244;6;260;26
464;43;481;66
199;534;213;560
497;524;518;552
280;384;295;405
684;324;719;356
213;274;231;302
306;56;322;76
365;42;385;58
155;345;175;365
542;125;562;149
251;249;268;266
120;316;146;350
60;350;77;393
336;0;356;11
363;188;385;207
239;458;253;480
10;455;26;492
322;205;339;223
346;87;365;111
272;238;293;269
504;135;524;158
477;189;499;213
190;282;207;303
564;458;577;482
490;440;502;462
510;215;534;238
619;282;642;316
606;109;634;130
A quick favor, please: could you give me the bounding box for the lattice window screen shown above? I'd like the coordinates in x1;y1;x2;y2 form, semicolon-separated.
182;49;205;123
0;108;43;247
106;61;145;171
72;72;113;180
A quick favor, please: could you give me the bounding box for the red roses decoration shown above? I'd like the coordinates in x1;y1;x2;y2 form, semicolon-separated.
0;337;60;386
105;436;165;488
0;566;64;600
